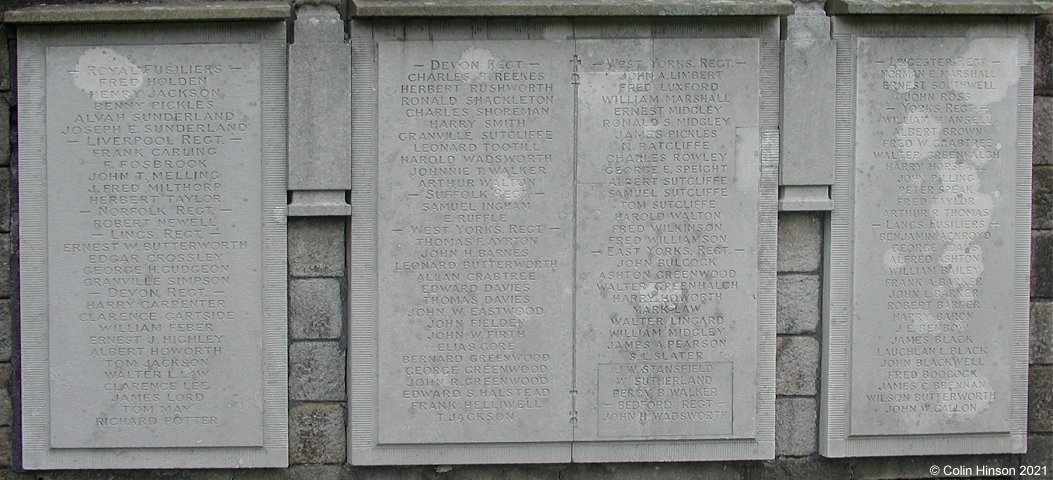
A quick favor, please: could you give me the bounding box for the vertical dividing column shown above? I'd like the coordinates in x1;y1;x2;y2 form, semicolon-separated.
288;4;353;216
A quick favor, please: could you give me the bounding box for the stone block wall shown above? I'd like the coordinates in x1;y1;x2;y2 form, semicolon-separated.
0;1;1047;479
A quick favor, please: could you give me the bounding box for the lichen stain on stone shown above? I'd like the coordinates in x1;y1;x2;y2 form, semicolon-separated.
456;47;497;81
954;38;1025;107
73;47;144;102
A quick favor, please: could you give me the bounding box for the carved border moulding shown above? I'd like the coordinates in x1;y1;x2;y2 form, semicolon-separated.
821;17;1033;457
14;4;289;469
349;16;779;465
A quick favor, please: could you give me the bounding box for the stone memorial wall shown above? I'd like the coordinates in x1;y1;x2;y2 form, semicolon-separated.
822;17;1034;457
0;0;1045;478
350;17;778;464
14;16;289;469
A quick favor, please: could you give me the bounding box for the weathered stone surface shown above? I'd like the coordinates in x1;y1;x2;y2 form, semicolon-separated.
0;234;10;298
1036;166;1053;229
1038;16;1052;93
0;364;12;388
236;465;354;480
0;300;9;363
827;0;1051;15
1034;231;1053;298
26;39;287;459
1023;434;1052;472
30;470;240;480
776;274;820;334
0;392;10;429
289;403;346;465
777;213;822;273
1037;97;1052;165
7;2;290;23
0;97;8;167
775;398;816;456
289;218;345;277
850;455;1020;479
352;20;780;464
289;278;343;340
351;0;794;17
565;463;743;480
0;26;9;92
0;168;9;233
1030;365;1053;432
288;4;352;194
290;342;345;401
826;29;1031;456
1033;300;1053;364
746;457;850;480
781;15;835;188
776;336;818;396
0;427;11;467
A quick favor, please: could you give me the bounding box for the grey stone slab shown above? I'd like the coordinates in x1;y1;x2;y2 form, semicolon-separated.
777;213;822;272
288;5;353;196
351;17;779;465
775;397;817;456
289;403;346;465
290;342;346;401
826;0;1051;15
6;2;290;24
780;15;835;188
572;35;777;459
289;278;343;340
351;0;794;17
373;36;577;448
776;336;818;396
776;274;820;334
822;19;1033;457
17;22;287;469
289;217;345;277
287;191;353;217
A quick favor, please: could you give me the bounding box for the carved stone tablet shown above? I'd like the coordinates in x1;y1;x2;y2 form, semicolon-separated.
822;18;1032;457
18;22;287;469
573;37;765;450
374;39;576;445
350;18;778;465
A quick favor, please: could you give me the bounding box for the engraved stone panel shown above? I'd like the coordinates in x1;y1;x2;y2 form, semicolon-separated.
18;22;287;469
822;18;1032;457
375;39;576;445
574;38;761;442
350;18;778;465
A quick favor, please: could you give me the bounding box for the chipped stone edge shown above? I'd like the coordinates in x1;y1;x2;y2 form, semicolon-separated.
826;0;1051;16
350;0;794;17
6;2;290;24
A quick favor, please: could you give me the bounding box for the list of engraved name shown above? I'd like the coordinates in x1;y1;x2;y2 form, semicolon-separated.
55;55;253;432
381;47;570;439
859;52;1004;421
